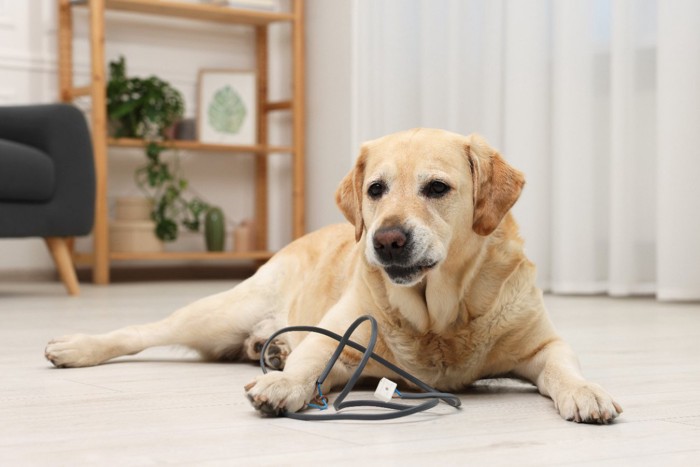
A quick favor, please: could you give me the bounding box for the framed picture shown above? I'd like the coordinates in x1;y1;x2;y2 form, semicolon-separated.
197;69;257;145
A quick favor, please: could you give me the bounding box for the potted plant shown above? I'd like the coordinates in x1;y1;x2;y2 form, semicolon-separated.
107;56;184;139
135;142;210;241
106;56;214;243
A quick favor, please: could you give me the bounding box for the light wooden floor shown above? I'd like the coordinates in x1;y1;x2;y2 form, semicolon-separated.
1;280;699;466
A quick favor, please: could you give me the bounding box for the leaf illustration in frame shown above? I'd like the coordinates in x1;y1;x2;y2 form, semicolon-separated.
207;85;247;134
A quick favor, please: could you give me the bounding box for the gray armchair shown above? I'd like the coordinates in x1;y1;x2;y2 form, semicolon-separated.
0;104;95;295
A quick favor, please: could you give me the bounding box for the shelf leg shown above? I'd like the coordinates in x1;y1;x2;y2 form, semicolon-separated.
88;0;110;284
255;25;269;251
292;0;306;239
57;0;73;102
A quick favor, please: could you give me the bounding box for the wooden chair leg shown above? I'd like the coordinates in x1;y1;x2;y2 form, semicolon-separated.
44;237;80;296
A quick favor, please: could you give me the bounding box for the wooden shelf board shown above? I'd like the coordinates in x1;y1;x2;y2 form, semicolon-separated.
108;138;293;154
95;0;295;25
111;250;274;261
74;251;274;262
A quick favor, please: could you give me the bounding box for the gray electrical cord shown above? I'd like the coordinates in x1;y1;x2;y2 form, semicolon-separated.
259;315;461;421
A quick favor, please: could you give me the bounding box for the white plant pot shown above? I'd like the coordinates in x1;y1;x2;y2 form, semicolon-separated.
110;220;163;253
115;197;153;222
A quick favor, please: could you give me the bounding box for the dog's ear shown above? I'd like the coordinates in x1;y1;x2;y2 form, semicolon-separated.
467;135;525;236
335;147;368;242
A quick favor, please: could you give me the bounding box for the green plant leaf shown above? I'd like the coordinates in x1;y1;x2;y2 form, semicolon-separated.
156;219;178;241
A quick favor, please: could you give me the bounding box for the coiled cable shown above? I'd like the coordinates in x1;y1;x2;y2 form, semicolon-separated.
259;315;461;421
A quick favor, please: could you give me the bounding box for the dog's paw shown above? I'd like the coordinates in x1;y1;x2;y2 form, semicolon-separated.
244;372;314;416
245;338;290;370
554;382;623;424
44;334;106;368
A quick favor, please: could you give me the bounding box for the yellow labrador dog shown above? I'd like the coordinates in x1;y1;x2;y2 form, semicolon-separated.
45;129;622;423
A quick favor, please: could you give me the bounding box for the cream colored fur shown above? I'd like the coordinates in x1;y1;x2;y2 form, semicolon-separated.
45;129;622;423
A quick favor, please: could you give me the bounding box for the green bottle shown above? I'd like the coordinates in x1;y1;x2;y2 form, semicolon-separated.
204;207;225;252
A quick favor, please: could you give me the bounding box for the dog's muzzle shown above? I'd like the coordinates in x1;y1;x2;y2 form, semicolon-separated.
372;227;437;285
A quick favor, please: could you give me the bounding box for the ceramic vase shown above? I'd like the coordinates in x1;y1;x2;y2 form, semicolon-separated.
204;207;225;251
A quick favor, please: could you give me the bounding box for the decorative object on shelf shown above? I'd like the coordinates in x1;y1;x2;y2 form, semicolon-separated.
197;69;257;145
110;197;163;253
110;221;163;253
106;56;184;140
204;206;226;251
233;219;256;252
114;196;152;221
174;118;197;141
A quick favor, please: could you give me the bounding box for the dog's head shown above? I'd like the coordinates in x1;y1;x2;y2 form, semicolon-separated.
336;129;525;287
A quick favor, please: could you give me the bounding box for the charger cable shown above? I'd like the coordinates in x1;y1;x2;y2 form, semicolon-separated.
259;315;461;421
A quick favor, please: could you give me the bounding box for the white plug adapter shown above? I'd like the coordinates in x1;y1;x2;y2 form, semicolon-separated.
373;377;398;402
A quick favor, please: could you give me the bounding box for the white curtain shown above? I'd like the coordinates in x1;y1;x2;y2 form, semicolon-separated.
353;0;700;301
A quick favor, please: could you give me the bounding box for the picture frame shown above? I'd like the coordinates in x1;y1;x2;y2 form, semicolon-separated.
197;69;257;145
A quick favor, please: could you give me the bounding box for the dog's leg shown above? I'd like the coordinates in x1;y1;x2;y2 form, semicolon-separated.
244;332;352;415
515;340;623;423
45;265;283;368
244;295;378;416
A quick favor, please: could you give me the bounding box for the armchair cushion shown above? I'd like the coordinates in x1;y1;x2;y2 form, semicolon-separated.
0;104;94;238
0;139;55;202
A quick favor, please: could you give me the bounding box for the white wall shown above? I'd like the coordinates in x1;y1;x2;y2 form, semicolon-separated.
0;0;331;275
304;0;355;230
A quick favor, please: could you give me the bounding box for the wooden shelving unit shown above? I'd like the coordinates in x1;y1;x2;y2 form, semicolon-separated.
107;138;294;155
57;0;305;284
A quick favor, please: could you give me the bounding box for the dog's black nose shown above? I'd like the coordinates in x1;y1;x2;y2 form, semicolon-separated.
373;227;410;263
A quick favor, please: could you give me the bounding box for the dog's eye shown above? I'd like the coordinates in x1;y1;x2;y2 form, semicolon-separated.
424;180;451;198
367;182;386;199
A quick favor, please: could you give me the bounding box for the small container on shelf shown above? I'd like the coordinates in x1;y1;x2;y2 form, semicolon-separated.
110;220;163;253
233;219;256;252
110;196;163;253
205;207;226;252
115;196;152;222
174;118;197;141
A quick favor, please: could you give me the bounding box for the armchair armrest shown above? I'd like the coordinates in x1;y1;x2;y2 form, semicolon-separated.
0;104;95;236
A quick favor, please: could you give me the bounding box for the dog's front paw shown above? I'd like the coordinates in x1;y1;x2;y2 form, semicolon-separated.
45;334;106;368
244;372;315;416
554;382;623;424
